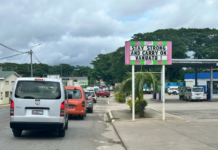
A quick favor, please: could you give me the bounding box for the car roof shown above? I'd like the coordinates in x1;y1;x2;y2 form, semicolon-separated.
16;77;62;82
65;86;83;90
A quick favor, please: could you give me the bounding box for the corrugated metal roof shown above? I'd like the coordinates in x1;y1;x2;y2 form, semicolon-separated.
172;59;218;67
185;73;218;79
62;77;88;80
0;71;16;78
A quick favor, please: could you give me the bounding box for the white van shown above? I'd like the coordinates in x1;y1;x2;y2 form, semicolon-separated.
10;78;68;137
167;86;179;95
184;87;205;101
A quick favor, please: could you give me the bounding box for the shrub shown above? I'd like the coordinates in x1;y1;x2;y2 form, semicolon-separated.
115;92;126;103
127;98;147;113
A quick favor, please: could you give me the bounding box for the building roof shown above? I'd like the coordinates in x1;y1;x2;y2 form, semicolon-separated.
61;77;88;80
0;71;20;79
172;59;218;67
185;72;218;79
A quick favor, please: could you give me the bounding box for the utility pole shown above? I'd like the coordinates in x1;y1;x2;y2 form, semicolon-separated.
30;50;33;77
61;64;62;77
29;44;41;77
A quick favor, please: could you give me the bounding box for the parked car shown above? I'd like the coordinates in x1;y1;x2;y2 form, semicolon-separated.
167;86;179;93
10;78;68;137
89;91;97;103
65;86;86;119
84;90;93;113
168;88;179;95
179;86;189;100
96;89;110;97
184;87;205;101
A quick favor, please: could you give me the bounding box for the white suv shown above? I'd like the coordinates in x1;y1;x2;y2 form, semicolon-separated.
10;78;68;137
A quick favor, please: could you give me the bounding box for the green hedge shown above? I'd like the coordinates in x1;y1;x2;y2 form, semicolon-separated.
115;92;126;103
127;98;147;113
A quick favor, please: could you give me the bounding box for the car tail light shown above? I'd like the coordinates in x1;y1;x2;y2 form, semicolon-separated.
35;79;43;81
82;101;85;107
10;100;14;116
60;102;64;117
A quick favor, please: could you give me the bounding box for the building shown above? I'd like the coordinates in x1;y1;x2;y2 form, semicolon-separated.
61;77;88;87
0;71;20;105
185;72;218;94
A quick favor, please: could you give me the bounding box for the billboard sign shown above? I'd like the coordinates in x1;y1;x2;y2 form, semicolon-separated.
125;41;172;65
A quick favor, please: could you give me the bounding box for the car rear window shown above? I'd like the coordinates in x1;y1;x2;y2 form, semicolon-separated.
85;92;91;98
193;88;203;92
66;89;82;99
15;81;61;99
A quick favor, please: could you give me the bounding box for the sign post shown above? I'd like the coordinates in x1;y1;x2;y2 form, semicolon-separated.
125;41;172;121
132;65;135;121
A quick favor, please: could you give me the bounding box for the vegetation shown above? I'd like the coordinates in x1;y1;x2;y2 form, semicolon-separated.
120;72;159;117
115;92;126;103
127;98;147;114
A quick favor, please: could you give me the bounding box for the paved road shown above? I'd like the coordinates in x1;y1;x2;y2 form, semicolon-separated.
144;94;218;122
0;98;124;150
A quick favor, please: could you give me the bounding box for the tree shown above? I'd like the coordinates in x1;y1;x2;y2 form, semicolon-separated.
120;72;159;117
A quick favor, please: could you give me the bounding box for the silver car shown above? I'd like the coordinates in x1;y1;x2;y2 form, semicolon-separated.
84;90;93;113
90;91;97;103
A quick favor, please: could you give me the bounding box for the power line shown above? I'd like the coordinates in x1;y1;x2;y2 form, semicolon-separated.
21;54;29;63
32;52;42;64
0;43;25;54
0;53;24;60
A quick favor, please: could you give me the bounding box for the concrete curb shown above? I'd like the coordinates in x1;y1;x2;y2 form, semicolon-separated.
149;108;187;121
0;104;10;107
108;110;128;150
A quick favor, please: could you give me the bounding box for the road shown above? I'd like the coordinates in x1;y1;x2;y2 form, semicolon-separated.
0;97;124;150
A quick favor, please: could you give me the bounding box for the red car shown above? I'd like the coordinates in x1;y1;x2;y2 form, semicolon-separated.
96;89;110;97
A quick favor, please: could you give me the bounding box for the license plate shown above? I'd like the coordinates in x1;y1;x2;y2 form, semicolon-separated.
32;110;43;115
196;97;200;99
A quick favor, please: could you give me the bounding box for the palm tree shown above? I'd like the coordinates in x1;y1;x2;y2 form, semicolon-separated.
120;72;160;117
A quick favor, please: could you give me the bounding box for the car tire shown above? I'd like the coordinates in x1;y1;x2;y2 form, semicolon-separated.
90;108;93;113
65;121;68;130
81;115;85;120
58;128;65;137
13;129;22;137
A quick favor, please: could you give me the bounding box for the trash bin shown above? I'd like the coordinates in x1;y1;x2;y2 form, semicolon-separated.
159;91;161;101
153;92;156;99
207;88;210;100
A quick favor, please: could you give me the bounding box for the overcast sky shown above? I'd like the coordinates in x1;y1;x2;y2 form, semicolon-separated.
0;0;217;66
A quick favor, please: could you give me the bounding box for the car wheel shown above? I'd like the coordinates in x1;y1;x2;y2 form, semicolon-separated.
84;111;87;117
58;128;65;137
13;129;22;137
65;120;68;130
81;115;85;120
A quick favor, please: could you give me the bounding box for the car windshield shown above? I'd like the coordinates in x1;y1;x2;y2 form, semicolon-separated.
66;89;82;99
193;88;203;92
15;81;61;99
